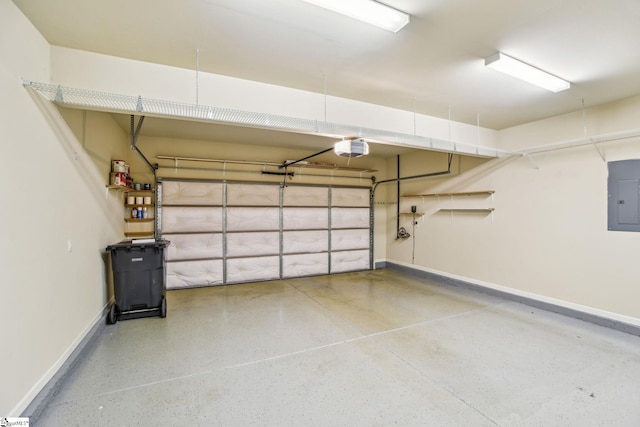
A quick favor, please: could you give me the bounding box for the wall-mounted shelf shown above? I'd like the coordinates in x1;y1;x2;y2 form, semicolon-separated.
106;185;155;193
125;218;155;223
400;190;495;218
399;212;424;216
106;184;156;237
401;190;495;197
106;184;130;192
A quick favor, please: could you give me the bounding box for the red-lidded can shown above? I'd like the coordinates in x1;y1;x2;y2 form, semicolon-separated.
110;172;127;186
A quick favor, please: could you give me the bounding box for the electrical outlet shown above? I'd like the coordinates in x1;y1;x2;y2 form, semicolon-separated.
67;239;73;253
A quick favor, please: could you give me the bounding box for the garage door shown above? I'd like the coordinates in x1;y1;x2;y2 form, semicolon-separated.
157;180;371;289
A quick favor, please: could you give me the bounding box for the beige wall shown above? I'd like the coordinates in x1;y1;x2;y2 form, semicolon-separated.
389;105;640;324
0;0;128;414
497;94;640;151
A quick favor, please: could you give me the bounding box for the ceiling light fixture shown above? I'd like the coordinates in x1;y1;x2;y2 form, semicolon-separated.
300;0;410;33
485;52;570;93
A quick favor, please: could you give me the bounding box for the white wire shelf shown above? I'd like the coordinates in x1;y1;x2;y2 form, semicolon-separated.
23;80;506;158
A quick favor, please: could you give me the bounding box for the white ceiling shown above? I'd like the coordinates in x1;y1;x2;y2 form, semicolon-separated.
13;0;640;142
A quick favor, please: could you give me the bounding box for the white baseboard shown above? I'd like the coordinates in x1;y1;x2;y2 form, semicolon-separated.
380;259;640;333
12;303;109;417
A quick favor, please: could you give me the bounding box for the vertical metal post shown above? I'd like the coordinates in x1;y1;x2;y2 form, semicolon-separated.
222;182;228;285
396;155;401;237
369;188;375;269
155;179;163;239
279;183;284;279
328;187;332;274
411;212;416;264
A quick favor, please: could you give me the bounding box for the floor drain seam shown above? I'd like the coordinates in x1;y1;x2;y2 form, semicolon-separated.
285;280;370;337
379;344;501;427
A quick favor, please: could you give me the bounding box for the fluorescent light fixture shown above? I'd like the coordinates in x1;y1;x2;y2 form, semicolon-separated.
301;0;410;33
485;52;570;93
335;138;370;157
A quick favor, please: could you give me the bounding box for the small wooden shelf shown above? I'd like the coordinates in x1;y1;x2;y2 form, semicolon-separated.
125;218;155;223
438;208;494;213
108;182;155;238
402;190;495;197
106;185;154;193
106;185;130;192
399;212;424;216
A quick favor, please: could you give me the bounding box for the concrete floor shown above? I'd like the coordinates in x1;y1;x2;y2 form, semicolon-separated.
37;269;640;426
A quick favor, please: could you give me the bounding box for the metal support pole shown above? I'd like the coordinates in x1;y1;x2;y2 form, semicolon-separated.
373;169;451;192
131;114;145;147
370;153;454;268
222;182;228;284
369;187;375;269
396;155;401;237
279;183;284;279
328;187;333;274
129;114;157;173
411;212;416;264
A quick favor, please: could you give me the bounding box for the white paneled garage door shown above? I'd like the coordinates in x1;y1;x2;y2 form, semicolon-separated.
158;180;371;289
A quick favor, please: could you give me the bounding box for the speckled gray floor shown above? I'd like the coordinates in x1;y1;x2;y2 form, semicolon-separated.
36;269;640;426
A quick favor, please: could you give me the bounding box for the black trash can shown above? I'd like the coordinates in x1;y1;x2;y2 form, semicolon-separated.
106;239;170;324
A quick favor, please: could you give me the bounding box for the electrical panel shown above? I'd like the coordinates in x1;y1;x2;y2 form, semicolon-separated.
608;159;640;231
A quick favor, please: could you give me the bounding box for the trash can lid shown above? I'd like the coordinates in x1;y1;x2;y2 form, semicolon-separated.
106;239;170;251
